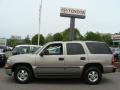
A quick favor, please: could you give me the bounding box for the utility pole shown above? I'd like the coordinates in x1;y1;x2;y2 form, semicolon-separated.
38;0;42;45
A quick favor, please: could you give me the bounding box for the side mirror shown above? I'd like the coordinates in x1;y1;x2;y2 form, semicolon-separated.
40;49;49;57
40;52;44;57
44;49;49;55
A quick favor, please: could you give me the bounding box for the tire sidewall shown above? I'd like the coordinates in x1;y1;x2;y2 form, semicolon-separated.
14;66;32;84
84;67;102;85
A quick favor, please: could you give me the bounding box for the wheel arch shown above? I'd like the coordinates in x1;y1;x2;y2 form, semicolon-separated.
12;63;34;74
83;63;104;74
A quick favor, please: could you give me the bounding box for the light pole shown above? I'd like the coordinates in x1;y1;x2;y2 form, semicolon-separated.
38;0;43;46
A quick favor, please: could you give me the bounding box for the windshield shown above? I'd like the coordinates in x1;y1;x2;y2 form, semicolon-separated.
30;46;41;53
34;46;43;54
13;46;30;54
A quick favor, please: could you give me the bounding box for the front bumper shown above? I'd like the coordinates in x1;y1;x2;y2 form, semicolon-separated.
5;63;12;76
5;68;12;76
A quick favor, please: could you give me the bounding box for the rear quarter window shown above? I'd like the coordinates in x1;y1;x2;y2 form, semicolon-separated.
86;42;112;54
67;43;85;55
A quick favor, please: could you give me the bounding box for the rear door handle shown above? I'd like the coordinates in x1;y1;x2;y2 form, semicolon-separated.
80;57;86;60
59;57;64;61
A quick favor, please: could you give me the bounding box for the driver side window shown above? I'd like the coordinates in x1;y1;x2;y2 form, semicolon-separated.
43;43;63;55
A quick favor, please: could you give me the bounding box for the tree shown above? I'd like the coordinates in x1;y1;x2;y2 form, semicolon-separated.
7;39;20;47
32;34;45;45
62;29;69;41
102;34;112;46
85;31;102;41
23;35;31;44
62;28;84;41
45;33;53;43
75;29;84;40
53;33;63;41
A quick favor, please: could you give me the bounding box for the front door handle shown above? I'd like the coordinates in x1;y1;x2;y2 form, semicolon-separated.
59;57;64;61
80;57;86;60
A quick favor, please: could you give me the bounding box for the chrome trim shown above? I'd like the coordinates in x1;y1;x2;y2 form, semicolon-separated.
36;66;81;68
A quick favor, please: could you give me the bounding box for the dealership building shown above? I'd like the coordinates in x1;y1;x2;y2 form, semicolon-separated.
0;38;7;46
112;34;120;47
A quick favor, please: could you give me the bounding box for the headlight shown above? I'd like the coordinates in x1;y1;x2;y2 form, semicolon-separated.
7;59;10;62
5;63;12;69
5;59;12;68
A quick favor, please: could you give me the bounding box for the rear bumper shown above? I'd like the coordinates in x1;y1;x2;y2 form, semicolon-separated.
103;65;116;73
112;67;116;72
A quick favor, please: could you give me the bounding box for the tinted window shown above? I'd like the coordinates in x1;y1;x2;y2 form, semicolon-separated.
67;43;85;55
86;42;112;54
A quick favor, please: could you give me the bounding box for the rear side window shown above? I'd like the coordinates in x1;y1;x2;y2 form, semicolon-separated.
67;43;85;55
86;42;112;54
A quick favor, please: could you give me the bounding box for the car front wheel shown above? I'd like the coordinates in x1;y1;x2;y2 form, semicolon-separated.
14;66;32;84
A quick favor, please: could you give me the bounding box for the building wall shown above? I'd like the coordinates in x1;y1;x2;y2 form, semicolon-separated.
0;38;6;46
112;34;120;47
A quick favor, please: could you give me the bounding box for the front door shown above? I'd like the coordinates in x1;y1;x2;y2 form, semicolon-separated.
36;43;65;74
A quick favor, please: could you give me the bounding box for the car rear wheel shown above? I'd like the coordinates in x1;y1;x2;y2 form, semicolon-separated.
83;67;102;85
14;66;32;84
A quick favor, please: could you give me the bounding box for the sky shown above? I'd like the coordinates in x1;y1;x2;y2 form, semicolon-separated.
0;0;120;39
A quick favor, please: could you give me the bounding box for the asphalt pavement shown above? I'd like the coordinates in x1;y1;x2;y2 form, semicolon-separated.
0;68;120;90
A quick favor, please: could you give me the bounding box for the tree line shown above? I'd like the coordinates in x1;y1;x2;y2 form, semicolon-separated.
7;28;112;47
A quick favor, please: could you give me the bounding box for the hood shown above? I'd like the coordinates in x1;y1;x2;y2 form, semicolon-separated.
8;54;36;65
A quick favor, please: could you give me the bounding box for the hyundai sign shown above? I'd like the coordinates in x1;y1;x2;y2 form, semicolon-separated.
60;7;86;19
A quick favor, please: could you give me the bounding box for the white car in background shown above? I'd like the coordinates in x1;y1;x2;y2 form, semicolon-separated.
12;45;42;55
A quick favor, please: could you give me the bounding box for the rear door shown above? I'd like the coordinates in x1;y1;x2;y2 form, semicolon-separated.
64;42;88;74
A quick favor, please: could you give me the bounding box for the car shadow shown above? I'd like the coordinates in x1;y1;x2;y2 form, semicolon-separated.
32;78;84;85
30;76;113;85
5;76;114;85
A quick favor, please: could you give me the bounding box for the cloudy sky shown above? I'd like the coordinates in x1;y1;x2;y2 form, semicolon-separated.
0;0;120;38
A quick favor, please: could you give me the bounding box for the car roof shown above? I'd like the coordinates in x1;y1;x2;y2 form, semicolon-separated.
47;41;105;44
15;45;41;47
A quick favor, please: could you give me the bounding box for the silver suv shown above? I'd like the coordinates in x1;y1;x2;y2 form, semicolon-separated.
5;41;116;84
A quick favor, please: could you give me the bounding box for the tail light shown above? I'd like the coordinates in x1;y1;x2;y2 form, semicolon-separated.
112;56;116;65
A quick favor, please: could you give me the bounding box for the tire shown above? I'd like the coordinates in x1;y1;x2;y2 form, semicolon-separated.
83;67;102;85
14;66;33;84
